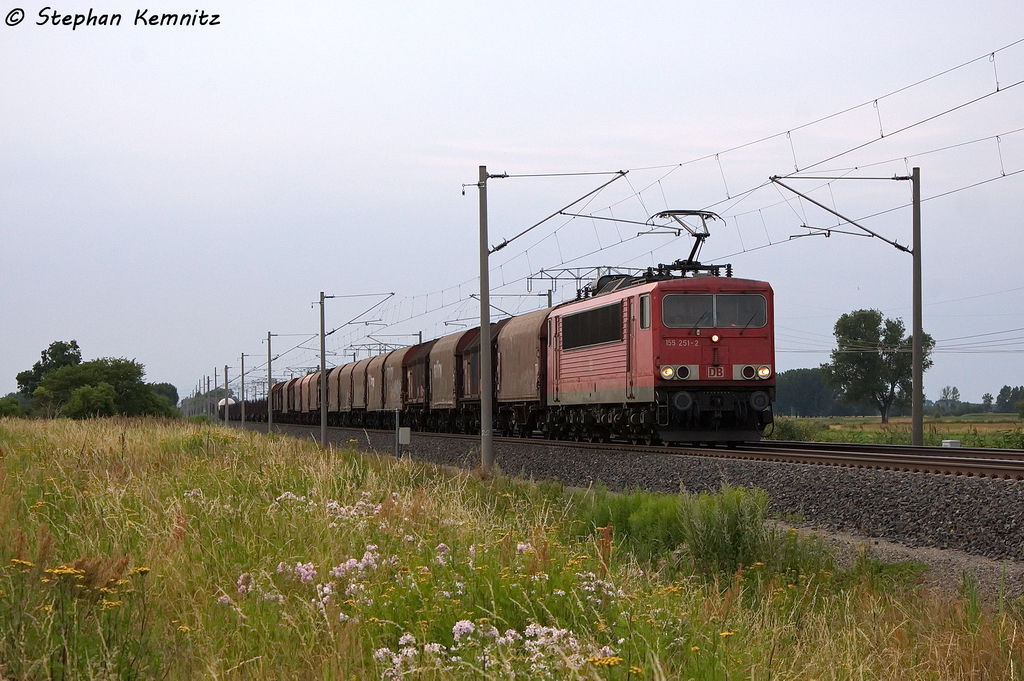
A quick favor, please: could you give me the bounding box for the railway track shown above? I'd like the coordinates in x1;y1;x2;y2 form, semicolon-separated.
260;423;1024;481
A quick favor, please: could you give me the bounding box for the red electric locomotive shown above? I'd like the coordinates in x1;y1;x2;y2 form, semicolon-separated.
543;266;774;444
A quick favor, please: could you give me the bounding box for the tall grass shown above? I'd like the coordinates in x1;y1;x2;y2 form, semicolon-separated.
1;417;1023;679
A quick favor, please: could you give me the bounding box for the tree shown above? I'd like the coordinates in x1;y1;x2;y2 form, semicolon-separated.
775;368;836;416
982;393;994;412
151;382;179;407
937;386;961;414
820;309;934;424
63;382;118;419
0;394;27;417
16;340;82;396
34;358;177;418
774;367;872;417
996;386;1023;413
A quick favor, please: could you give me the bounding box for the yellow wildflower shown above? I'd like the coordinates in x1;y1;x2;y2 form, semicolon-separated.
45;565;83;575
177;625;191;633
10;559;34;567
588;656;623;667
720;631;735;638
629;667;645;676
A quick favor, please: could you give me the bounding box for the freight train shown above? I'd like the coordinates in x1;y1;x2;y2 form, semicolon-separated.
237;227;776;445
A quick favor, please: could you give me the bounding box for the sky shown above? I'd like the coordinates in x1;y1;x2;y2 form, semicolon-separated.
1;1;1022;405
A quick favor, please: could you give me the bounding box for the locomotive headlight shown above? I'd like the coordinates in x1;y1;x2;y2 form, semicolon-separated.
757;365;772;379
711;334;720;343
660;365;675;379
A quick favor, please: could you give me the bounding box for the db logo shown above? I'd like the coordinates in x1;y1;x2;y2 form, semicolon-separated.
707;366;725;379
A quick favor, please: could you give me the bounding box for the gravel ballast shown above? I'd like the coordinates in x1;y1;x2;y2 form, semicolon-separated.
252;423;1024;565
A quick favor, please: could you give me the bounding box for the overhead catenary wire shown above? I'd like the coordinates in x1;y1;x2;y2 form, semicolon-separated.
215;38;1024;388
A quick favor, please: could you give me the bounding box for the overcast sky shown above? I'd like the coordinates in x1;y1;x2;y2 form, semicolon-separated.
1;1;1022;404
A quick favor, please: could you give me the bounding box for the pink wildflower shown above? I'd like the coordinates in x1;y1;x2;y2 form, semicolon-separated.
331;558;359;578
295;562;316;583
236;572;255;594
452;619;475;641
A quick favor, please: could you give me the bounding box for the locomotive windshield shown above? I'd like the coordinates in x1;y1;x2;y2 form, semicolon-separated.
716;294;767;328
662;294;766;329
662;294;714;328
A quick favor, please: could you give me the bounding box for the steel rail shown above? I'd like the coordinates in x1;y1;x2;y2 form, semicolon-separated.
745;439;1024;461
261;423;1024;481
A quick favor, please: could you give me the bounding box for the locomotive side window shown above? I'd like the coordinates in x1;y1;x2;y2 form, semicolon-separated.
716;294;767;328
562;302;623;350
662;294;714;328
639;294;650;330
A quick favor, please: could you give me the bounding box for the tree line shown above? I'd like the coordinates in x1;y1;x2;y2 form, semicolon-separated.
3;315;1020;422
0;340;179;419
779;309;1023;420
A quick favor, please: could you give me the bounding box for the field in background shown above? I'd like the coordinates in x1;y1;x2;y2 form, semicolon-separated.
2;417;1024;679
770;415;1024;448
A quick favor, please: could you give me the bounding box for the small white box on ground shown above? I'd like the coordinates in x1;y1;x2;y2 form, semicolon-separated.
941;439;961;448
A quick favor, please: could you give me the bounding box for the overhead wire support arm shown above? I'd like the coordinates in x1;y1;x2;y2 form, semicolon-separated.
324;293;395;337
769;176;912;254
488;171;628;254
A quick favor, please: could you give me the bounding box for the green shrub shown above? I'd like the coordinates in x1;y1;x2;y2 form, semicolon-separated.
677;484;774;574
575;483;836;579
0;395;27;417
768;417;827;441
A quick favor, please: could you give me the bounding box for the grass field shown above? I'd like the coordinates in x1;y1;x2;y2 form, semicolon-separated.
2;417;1024;679
769;414;1024;448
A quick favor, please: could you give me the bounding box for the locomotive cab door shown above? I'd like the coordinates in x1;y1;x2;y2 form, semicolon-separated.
625;297;635;400
551;317;560;402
